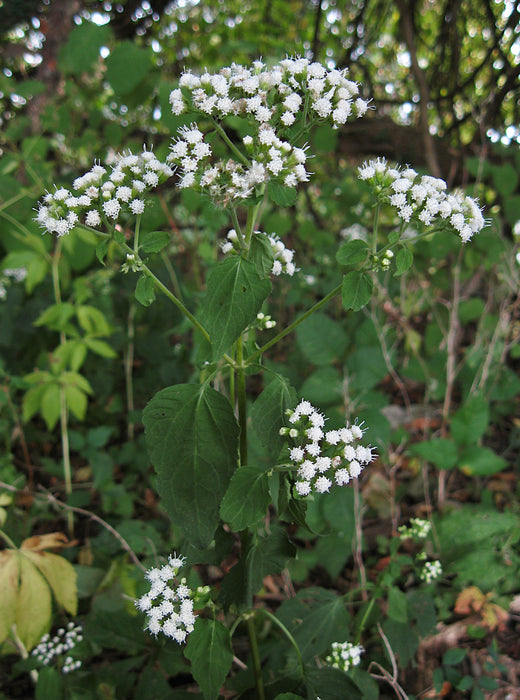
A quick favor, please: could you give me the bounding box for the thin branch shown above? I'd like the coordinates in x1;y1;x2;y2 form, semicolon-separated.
395;0;441;177
37;487;146;571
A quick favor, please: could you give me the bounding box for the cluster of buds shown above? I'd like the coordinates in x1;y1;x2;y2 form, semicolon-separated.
31;622;83;674
0;267;27;301
267;234;297;276
419;558;443;583
168;58;369;204
255;312;276;330
399;518;442;583
325;641;364;672
398;517;431;540
220;229;297;277
358;157;485;242
36;149;173;236
280;399;375;496
135;553;203;644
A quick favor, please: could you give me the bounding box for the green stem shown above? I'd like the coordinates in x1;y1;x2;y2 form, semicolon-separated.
257;608;305;678
0;529;17;549
211;118;250;167
246;615;265;700
141;264;211;342
236;335;248;466
245;193;265;248
230;207;247;250
248;283;342;364
133;214;141;255
125;303;136;441
0;188;38;213
51;237;74;537
372;205;380;255
78;224;213;345
59;385;74;537
355;596;376;644
9;625;39;684
159;250;184;301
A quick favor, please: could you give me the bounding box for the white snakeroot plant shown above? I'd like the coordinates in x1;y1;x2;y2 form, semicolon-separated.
135;554;200;644
34;56;485;699
280;399;375;496
325;641;364;672
31;623;83;674
358;158;485;242
36;149;173;237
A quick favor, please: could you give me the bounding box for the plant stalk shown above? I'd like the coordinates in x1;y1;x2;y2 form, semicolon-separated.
246;615;265;700
248;283;342;363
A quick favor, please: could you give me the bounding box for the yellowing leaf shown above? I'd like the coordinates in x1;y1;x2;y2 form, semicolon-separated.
454;586;486;615
0;534;78;651
22;551;77;616
0;551;19;645
16;554;53;650
21;532;70;552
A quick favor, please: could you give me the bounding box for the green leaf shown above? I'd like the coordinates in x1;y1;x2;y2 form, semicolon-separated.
22;384;47;423
277;588;350;662
249;231;275;278
59;21;111;75
34;303;76;333
251;374;296;460
140;231;170;254
450;395;489;445
296;313;348;366
459;445;507;476
409;439;458;470
341;271;373;311
299;366;343;406
64;385;88;422
382;619;419;667
304;665;362;700
143;384;239;548
96;238;110;265
135;274;156;306
85;338;118;359
247;526;296;590
387;587;408;623
336;239;369;266
41;383;61;431
184;619;233;700
267;182;298;207
443;647;467;665
36;666;64;700
395;245;413;275
491;163;518;197
220;466;270;530
105;42;153;96
76;305;113;336
203;256;271;360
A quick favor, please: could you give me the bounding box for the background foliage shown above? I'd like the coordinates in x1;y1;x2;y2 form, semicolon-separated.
0;1;519;698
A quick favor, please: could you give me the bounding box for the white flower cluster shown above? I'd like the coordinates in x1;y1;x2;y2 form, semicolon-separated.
220;229;297;277
268;234;297;276
358;157;485;242
256;312;276;330
0;267;27;301
168;58;369;203
398;517;431;540
280;399;375;496
135;553;197;644
419;559;443;583
36;149;173;236
31;622;83;674
325;641;364;672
